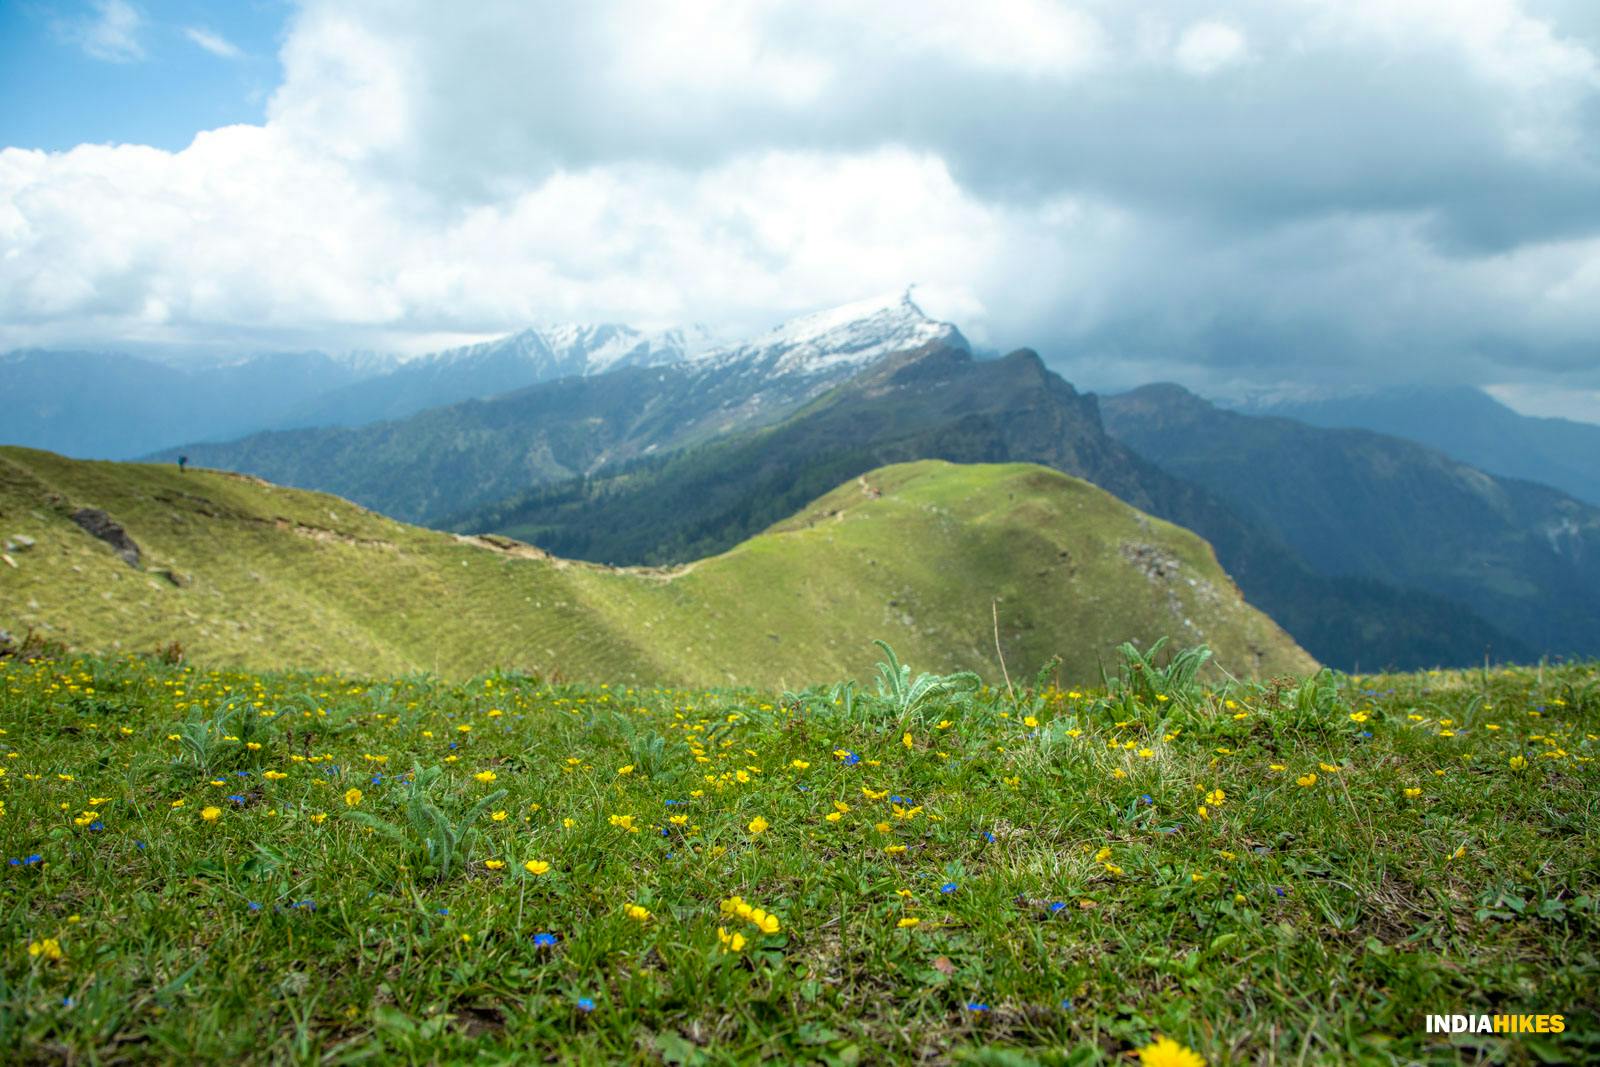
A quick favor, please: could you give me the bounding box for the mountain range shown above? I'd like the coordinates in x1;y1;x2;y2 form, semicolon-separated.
0;447;1313;685
145;295;966;524
7;294;1594;672
0;321;710;459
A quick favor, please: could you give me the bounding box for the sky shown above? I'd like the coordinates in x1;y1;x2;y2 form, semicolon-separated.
2;0;1599;422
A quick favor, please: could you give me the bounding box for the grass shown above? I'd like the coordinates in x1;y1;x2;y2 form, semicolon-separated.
1;649;1596;1064
0;448;1313;685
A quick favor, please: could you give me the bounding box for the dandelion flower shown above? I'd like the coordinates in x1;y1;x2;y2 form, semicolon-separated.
1137;1035;1205;1067
717;926;747;952
473;770;497;784
897;917;921;928
1509;755;1527;770
1403;787;1421;798
1296;773;1317;788
624;903;651;922
747;815;770;834
27;938;64;961
524;859;552;875
490;810;508;822
200;806;222;823
484;859;505;870
344;788;363;807
617;765;635;776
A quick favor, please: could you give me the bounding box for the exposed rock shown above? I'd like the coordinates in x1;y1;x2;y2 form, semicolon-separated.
69;508;141;568
5;534;35;552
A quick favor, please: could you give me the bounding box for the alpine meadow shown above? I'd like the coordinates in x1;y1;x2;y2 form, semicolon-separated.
4;2;1600;1065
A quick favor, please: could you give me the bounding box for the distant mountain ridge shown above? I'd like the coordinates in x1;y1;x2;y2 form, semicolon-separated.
1102;384;1600;660
1;319;709;457
1227;384;1600;507
0;348;376;460
281;322;711;429
149;294;968;524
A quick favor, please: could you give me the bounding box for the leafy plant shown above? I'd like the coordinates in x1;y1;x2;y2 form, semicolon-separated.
870;639;980;725
345;762;507;880
170;696;270;775
1110;637;1212;708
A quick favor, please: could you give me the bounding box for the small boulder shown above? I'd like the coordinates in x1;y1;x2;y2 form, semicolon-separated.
4;534;35;552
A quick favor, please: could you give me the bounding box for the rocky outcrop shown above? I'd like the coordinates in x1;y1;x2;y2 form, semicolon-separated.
70;508;141;568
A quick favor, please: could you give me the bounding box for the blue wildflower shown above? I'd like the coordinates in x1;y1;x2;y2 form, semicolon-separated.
1048;901;1067;914
227;794;246;804
576;997;595;1013
940;882;958;894
248;901;262;912
966;1002;989;1012
532;932;558;947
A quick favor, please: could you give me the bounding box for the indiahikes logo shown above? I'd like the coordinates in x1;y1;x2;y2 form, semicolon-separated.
1426;1014;1566;1035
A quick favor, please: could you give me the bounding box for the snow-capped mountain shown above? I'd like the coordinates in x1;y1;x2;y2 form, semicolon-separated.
150;291;975;524
279;322;713;428
8;295;961;457
694;290;966;376
417;322;710;377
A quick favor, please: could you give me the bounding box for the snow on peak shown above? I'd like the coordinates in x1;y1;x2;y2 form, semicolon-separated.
696;289;967;376
418;322;697;377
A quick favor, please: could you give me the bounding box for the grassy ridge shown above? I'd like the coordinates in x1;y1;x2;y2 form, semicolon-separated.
0;448;1313;685
0;653;1595;1063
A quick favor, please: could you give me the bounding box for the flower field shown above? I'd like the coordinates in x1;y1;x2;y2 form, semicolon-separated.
2;649;1597;1064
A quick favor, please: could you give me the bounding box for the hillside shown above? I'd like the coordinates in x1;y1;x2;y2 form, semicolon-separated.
0;448;1314;685
450;344;1528;672
1102;385;1600;659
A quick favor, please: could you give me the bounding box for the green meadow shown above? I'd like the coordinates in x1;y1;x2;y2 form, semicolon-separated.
1;648;1595;1064
0;447;1312;686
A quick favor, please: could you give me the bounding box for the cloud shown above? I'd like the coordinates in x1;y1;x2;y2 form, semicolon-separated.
4;0;1600;406
61;0;145;62
1174;21;1248;76
183;26;244;60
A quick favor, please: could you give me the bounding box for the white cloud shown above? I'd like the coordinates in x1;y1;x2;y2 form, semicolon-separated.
63;0;145;62
183;26;244;60
1175;21;1248;75
5;0;1600;404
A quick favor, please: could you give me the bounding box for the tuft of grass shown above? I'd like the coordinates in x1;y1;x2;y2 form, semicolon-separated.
1;652;1595;1063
